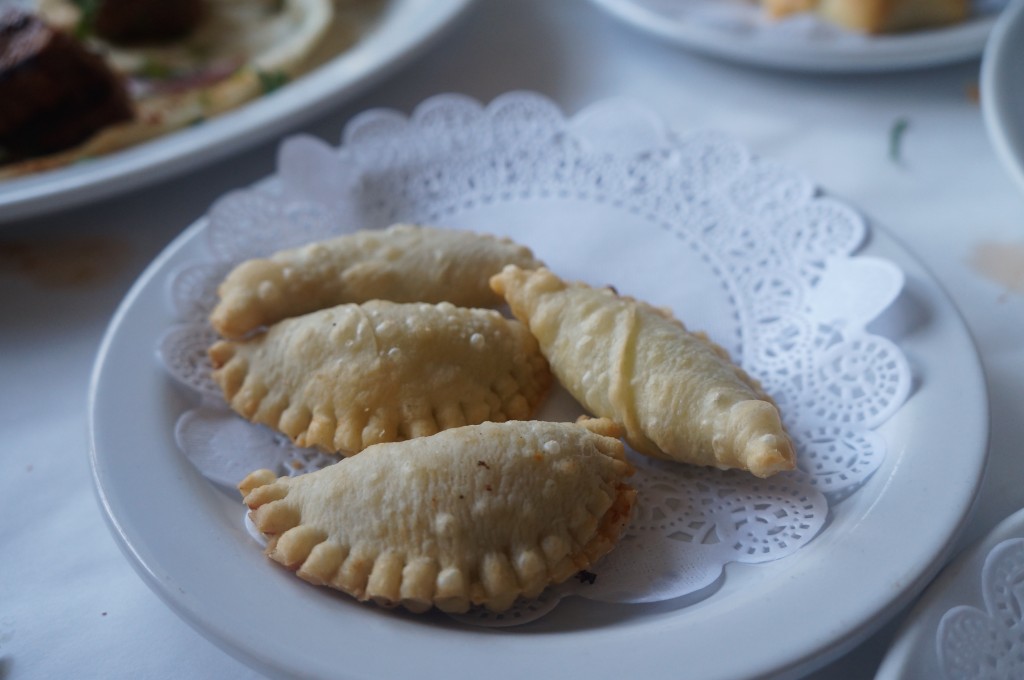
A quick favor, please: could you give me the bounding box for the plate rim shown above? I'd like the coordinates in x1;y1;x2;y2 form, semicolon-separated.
0;0;478;224
88;190;990;680
586;0;999;72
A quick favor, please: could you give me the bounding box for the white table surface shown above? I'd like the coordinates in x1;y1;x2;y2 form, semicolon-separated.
3;1;1024;678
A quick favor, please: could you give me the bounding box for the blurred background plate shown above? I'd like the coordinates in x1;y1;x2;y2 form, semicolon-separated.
875;505;1024;679
586;0;1004;73
982;0;1024;196
0;0;476;224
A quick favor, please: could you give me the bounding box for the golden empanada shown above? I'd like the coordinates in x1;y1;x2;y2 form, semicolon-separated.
238;418;635;613
490;266;795;478
209;300;552;453
210;224;543;339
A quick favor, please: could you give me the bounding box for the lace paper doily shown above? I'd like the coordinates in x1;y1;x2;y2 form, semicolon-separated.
158;92;911;625
937;538;1024;679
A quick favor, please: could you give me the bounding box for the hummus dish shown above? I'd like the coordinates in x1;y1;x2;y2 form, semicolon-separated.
0;0;379;179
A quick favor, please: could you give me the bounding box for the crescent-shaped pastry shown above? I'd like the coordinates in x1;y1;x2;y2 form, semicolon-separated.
238;418;636;613
490;266;796;478
210;224;543;339
209;300;552;453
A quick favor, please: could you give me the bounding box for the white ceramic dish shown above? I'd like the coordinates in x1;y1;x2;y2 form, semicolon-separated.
586;0;1004;73
875;505;1024;679
982;0;1024;196
89;196;987;678
0;0;475;223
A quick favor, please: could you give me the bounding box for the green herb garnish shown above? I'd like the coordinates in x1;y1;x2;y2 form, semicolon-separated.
257;70;290;94
71;0;100;39
889;117;910;164
137;58;175;80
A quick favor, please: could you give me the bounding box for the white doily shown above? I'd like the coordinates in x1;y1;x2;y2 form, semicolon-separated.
158;91;911;625
937;538;1024;680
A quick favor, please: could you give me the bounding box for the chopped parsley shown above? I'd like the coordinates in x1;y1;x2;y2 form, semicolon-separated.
257;70;290;94
137;58;175;80
71;0;100;39
889;117;910;164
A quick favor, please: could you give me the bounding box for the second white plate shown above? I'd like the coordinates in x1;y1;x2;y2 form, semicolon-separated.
876;504;1024;679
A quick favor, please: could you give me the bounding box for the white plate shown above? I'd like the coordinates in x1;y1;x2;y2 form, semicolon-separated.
875;505;1024;679
89;144;987;680
586;0;1004;72
982;0;1024;196
0;0;475;223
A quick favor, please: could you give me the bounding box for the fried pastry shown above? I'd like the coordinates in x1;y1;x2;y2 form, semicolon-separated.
238;418;636;613
490;266;795;478
209;300;552;453
210;224;543;339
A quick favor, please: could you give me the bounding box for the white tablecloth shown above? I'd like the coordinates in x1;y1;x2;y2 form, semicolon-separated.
3;1;1023;677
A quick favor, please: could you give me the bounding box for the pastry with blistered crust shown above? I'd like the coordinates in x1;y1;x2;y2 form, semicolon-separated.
490;266;795;479
238;418;635;613
210;224;543;339
209;300;552;454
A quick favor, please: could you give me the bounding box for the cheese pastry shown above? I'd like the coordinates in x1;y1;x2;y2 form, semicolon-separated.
490;266;795;478
210;224;543;339
762;0;968;33
209;300;551;454
238;418;636;613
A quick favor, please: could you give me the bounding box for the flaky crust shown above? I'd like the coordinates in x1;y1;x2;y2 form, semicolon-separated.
239;418;636;613
209;300;552;454
490;266;795;478
209;224;543;339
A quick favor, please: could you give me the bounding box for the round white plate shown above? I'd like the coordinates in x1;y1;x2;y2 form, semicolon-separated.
586;0;1004;72
0;0;475;223
982;0;1024;196
875;505;1024;679
89;204;987;677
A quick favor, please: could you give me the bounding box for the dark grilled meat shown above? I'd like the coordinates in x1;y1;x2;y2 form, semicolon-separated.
0;8;133;160
94;0;204;44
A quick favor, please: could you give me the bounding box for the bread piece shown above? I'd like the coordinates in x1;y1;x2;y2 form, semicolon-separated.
209;300;552;454
490;266;795;478
763;0;968;33
239;418;636;613
210;224;543;339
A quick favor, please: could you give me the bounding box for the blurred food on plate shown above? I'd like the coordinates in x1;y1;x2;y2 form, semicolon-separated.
761;0;968;33
0;0;378;179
